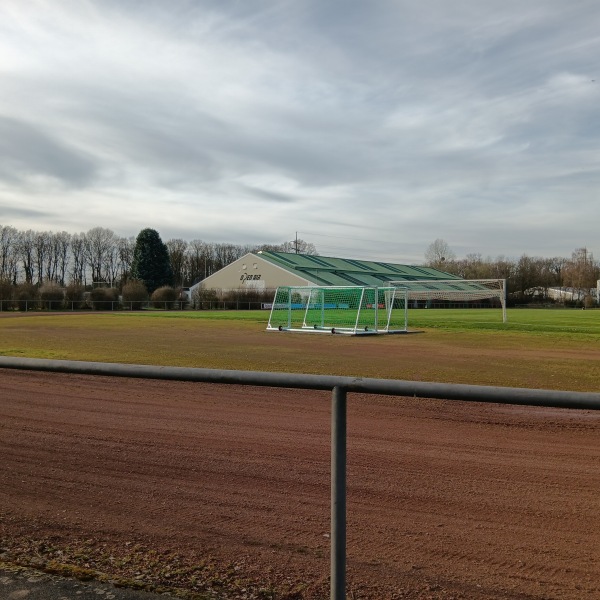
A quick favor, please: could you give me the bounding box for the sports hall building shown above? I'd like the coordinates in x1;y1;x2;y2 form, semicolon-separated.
189;250;457;295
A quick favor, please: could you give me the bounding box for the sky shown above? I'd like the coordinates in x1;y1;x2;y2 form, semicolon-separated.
1;1;599;264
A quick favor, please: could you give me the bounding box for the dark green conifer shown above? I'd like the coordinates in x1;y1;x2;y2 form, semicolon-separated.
131;228;173;294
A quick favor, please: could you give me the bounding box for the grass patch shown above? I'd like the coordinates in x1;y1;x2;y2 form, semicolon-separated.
409;307;600;336
0;308;599;391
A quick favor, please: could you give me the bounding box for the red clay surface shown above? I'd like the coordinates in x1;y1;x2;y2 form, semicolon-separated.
1;369;599;599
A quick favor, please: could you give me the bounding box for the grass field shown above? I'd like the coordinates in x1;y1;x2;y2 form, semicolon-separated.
0;307;599;391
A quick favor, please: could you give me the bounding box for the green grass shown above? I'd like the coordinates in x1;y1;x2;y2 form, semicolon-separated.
409;307;600;335
126;309;268;323
0;308;599;391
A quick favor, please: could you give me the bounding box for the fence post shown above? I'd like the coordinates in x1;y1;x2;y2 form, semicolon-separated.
331;385;347;600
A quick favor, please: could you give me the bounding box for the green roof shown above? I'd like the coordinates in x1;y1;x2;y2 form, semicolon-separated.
257;251;460;287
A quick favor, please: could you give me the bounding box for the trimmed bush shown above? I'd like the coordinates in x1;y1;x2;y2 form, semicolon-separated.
39;283;64;310
89;287;119;311
122;280;149;310
192;287;219;310
0;279;14;311
150;286;179;309
14;283;39;311
64;284;86;309
583;295;595;309
222;288;275;310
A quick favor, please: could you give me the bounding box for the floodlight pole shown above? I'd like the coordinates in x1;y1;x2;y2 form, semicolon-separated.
331;386;347;600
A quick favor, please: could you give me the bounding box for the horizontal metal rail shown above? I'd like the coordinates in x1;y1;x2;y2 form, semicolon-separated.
1;355;599;600
1;356;599;409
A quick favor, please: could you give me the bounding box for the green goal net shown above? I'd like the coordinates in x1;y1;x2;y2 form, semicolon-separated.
267;286;408;335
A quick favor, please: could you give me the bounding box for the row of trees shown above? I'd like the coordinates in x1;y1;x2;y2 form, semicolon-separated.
0;224;313;291
425;239;600;303
2;223;596;304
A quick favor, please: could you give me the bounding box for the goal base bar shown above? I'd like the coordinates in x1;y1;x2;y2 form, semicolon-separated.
267;325;409;336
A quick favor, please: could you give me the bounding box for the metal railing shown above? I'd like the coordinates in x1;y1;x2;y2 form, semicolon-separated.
0;301;190;311
1;355;599;600
0;300;268;311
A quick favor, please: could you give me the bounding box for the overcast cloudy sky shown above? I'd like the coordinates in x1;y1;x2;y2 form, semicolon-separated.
1;1;599;263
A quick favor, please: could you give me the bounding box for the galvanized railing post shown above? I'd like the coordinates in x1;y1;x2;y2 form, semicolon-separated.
331;385;347;600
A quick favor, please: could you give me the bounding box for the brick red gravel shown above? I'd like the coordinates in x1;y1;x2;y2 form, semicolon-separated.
1;369;599;599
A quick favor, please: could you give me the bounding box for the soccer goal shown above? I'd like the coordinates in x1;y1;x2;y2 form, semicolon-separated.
390;279;507;322
267;286;408;335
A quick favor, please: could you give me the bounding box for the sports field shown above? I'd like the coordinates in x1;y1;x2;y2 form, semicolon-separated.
0;308;598;390
1;308;599;599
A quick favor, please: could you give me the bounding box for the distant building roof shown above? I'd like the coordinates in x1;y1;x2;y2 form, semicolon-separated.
256;251;458;286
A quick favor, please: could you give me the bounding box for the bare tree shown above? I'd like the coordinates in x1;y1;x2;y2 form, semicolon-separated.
33;231;52;284
166;238;189;288
104;244;122;289
17;230;36;284
424;239;456;270
70;233;87;285
563;248;599;302
116;236;136;285
280;239;318;255
213;243;244;271
0;225;19;282
52;231;71;286
186;240;206;284
489;256;514;281
84;227;117;284
512;255;547;301
254;243;282;252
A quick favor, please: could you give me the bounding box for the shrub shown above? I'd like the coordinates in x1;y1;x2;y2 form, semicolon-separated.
14;283;38;311
121;280;149;310
222;288;274;310
89;287;119;311
39;283;64;310
0;279;14;311
192;287;219;310
150;285;179;309
64;283;86;309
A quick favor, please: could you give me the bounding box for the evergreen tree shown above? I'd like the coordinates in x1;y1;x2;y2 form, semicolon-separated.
131;229;173;293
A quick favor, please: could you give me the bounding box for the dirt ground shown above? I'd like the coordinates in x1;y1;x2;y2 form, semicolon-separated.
1;369;599;599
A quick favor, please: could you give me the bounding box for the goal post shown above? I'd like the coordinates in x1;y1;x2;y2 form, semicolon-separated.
389;279;507;322
267;286;408;335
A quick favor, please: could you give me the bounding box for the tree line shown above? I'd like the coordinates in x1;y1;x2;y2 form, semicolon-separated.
425;239;599;304
2;224;597;305
0;224;315;290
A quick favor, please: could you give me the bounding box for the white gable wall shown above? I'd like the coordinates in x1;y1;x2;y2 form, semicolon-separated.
188;253;314;296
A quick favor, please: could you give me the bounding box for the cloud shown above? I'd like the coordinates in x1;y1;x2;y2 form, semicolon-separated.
0;0;599;261
0;116;96;186
0;201;53;220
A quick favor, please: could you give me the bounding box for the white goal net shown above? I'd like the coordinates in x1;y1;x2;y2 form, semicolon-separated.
390;279;507;322
267;286;408;335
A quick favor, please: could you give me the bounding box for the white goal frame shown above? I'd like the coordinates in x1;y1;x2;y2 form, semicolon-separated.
266;285;408;335
390;279;507;323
